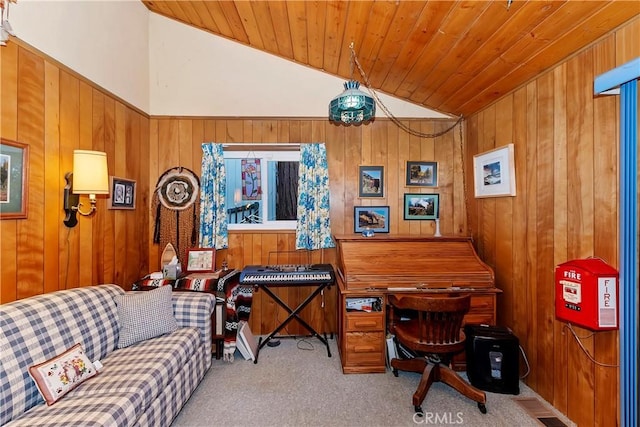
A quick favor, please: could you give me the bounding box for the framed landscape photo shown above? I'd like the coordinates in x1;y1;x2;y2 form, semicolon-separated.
186;248;216;273
354;206;390;233
0;138;29;220
109;177;136;209
359;166;384;197
406;161;438;187
404;193;439;220
473;143;516;198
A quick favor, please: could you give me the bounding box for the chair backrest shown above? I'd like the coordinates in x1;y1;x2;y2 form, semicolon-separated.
389;294;470;354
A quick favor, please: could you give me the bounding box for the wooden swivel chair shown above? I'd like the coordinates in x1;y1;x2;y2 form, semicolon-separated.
388;294;487;415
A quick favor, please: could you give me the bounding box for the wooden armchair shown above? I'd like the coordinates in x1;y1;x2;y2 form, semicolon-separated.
388;294;487;415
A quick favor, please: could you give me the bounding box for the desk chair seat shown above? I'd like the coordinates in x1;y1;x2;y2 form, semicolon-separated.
388;294;487;416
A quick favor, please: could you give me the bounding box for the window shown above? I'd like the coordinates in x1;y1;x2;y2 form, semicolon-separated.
223;146;299;230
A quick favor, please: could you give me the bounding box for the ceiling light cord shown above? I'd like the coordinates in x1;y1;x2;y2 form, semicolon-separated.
349;44;463;138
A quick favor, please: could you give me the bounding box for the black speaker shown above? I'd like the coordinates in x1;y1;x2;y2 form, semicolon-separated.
464;324;520;395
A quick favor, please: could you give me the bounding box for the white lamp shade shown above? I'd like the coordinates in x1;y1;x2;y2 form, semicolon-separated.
72;150;109;194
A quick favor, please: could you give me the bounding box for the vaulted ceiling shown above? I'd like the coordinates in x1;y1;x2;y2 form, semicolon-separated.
142;1;638;117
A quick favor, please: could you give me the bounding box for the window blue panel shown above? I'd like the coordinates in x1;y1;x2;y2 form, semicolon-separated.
596;58;639;427
619;79;638;427
594;57;640;93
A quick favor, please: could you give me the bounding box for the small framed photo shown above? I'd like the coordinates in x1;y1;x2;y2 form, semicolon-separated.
406;161;438;187
109;177;136;210
354;206;390;233
186;248;216;273
0;138;29;219
473;143;516;198
359;166;384;197
404;193;439;220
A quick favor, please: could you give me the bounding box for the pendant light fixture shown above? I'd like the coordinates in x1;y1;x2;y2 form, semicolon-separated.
329;42;376;125
330;42;464;138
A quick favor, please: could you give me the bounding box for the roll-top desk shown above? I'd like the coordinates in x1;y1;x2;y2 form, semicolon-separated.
334;235;501;374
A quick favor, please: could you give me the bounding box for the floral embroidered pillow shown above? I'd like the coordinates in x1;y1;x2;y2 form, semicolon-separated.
28;343;99;405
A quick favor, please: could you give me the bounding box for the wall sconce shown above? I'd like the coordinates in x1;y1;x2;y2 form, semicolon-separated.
63;150;109;228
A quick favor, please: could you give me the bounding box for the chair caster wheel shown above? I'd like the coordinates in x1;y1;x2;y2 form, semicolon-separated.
414;405;423;416
478;403;487;414
392;369;399;377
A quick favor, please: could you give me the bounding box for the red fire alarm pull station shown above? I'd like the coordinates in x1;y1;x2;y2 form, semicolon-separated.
555;258;619;331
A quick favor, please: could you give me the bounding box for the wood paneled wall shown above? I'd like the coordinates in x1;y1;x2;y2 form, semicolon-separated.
465;17;639;427
147;117;465;335
0;41;150;303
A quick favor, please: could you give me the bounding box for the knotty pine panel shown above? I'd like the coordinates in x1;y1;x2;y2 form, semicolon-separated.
466;17;639;427
534;71;556;403
0;42;19;303
565;50;597;427
0;42;150;304
551;61;570;418
592;33;620;427
16;47;45;300
43;61;61;295
78;81;94;289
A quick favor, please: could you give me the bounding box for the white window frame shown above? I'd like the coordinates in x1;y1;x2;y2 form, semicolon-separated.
223;144;299;231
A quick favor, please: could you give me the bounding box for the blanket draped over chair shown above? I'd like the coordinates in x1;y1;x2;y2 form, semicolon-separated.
216;270;254;361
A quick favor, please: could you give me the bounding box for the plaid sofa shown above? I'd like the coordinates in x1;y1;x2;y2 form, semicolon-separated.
0;284;215;427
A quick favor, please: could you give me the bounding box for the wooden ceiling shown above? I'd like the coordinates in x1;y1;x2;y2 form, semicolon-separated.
142;1;638;117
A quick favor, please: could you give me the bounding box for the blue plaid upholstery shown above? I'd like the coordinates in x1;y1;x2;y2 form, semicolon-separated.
0;285;215;426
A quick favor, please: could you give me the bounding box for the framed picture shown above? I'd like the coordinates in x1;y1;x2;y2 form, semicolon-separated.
186;248;216;273
473;143;516;198
404;193;439;220
406;161;438;187
0;138;29;219
241;158;262;200
109;177;136;209
354;206;390;233
359;166;384;197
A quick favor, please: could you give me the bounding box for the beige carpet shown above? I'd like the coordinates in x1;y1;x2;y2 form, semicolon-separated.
172;337;575;427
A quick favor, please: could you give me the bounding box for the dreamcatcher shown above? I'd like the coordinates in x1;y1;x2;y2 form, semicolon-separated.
152;167;200;267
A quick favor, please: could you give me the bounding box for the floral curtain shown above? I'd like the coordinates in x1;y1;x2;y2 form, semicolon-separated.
198;143;228;249
295;143;335;250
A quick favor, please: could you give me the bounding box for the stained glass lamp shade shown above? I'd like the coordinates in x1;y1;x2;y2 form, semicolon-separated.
329;80;376;125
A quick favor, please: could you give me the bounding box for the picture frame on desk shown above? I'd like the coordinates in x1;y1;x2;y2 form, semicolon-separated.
185;248;216;273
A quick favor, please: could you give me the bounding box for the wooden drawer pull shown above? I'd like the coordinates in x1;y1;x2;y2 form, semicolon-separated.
354;346;375;353
354;320;378;328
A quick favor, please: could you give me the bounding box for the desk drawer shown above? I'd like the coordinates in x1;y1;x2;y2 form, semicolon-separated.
463;312;495;326
345;332;385;365
470;294;495;312
345;314;384;331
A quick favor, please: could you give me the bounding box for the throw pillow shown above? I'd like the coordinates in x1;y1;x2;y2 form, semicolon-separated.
28;343;99;405
115;284;178;348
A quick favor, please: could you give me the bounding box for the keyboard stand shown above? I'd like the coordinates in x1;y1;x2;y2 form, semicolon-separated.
253;281;332;364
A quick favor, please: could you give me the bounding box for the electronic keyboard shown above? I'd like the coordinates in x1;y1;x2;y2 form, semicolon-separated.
240;264;335;285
